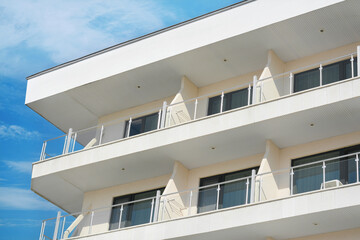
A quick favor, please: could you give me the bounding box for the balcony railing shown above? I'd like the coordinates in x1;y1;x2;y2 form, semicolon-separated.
39;151;360;240
38;48;359;161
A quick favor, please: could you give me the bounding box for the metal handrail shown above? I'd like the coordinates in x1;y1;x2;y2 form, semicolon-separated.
256;151;360;177
39;50;359;160
258;52;357;82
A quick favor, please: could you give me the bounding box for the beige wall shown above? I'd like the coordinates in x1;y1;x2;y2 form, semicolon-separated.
76;130;360;236
78;174;170;235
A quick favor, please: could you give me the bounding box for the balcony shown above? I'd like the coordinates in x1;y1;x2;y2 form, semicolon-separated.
39;151;360;240
31;48;360;213
38;49;360;161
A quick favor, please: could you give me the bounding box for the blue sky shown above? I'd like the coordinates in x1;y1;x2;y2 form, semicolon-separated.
0;1;241;239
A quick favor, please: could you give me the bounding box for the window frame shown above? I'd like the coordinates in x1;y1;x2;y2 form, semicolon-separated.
207;87;252;116
293;57;357;93
109;187;165;230
197;167;259;213
124;112;159;138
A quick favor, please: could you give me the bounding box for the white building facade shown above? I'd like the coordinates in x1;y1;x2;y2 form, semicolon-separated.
27;0;360;239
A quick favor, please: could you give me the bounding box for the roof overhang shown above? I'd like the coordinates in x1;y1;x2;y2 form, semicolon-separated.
25;0;360;133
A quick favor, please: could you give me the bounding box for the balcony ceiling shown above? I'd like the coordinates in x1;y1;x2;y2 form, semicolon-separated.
32;78;360;213
27;0;360;133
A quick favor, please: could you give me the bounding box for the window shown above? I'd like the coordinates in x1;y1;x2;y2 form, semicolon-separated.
207;87;252;115
292;144;360;194
197;167;258;213
294;58;358;93
124;112;159;137
109;188;164;230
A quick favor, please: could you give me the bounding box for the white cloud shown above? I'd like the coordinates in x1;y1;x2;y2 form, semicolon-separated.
0;124;40;139
0;187;56;211
0;0;176;66
0;218;42;228
4;161;32;174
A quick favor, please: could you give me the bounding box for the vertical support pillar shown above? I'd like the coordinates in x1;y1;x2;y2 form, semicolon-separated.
188;190;193;216
290;168;294;195
88;211;94;234
39;221;45;240
216;184;221;210
52;211;61;240
356;154;359;183
220;92;224;113
153;190;161;222
322;161;326;189
319;64;323;86
247;84;251;105
160;101;167;128
193;99;198;120
245;177;249;204
64;128;73;154
289;72;294;94
252;76;257;104
157;109;162;129
40;142;46;161
351;55;355;78
126;118;132;138
250;169;256;203
118;205;124;229
357;46;360;77
150;198;155;223
98;125;104;145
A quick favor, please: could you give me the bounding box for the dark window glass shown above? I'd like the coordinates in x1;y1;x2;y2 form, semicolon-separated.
109;188;164;230
294;58;357;93
292;144;360;194
198;167;258;213
124;112;159;137
208;87;252;115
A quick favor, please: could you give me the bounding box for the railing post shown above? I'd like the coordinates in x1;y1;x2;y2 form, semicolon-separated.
216;184;221;210
153;190;161;222
247;84;251;105
252;75;257;104
188;190;193;216
62;136;67;154
290;168;294;195
193;99;198;120
220;92;224;113
160;101;167;128
250;169;256;203
118;205;124;229
319;64;323;86
98;125;104;145
357;46;360;77
322;161;326;189
351;55;355;78
356;154;359;183
60;216;66;240
71;132;77;153
259;176;263;201
157;109;162;129
161;197;167;221
88;211;94;234
289;72;294;94
39;221;45;240
260;81;264;102
126;118;132;138
64;128;73;154
40;141;46;161
52;211;61;240
150;198;155;223
245;178;249;204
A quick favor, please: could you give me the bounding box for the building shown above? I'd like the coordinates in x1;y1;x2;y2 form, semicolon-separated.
27;0;360;239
